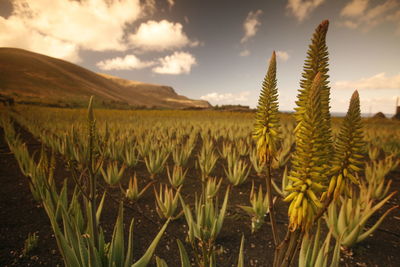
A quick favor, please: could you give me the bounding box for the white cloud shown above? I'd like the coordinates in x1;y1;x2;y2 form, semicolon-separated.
334;72;400;90
241;10;263;43
96;54;155;70
240;49;250;57
200;91;251;103
129;20;198;51
276;51;290;62
152;51;197;75
341;0;369;17
339;0;400;33
0;0;143;62
286;0;325;22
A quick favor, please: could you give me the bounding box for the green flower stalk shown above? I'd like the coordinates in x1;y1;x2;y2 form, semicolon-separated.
253;51;281;245
285;73;328;231
253;51;281;163
295;19;333;166
328;90;365;199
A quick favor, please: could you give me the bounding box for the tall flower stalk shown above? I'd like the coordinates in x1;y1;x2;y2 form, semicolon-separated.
253;51;281;246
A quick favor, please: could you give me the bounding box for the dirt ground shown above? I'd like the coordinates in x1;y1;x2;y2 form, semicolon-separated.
0;123;399;267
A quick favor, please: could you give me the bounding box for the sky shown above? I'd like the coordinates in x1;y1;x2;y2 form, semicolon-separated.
0;0;399;116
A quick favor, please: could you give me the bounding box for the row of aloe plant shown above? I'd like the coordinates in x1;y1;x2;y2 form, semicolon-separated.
1;100;170;267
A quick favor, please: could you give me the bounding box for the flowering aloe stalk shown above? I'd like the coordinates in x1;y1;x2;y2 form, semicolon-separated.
285;73;328;232
253;51;281;245
294;19;333;161
328;90;365;200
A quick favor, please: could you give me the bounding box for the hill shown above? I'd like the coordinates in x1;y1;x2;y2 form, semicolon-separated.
0;48;211;109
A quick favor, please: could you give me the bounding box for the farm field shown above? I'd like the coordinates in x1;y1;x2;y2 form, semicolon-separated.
0;105;399;266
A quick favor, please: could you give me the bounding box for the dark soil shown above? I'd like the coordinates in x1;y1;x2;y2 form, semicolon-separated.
0;123;399;267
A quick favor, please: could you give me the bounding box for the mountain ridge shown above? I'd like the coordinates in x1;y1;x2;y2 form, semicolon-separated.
0;47;211;109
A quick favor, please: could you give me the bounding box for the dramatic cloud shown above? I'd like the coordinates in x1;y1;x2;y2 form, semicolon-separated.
152;51;197;75
200;91;251;103
334;72;400;90
129;20;198;51
96;54;155;70
0;0;142;62
339;0;400;33
241;10;263;43
286;0;325;22
276;51;290;62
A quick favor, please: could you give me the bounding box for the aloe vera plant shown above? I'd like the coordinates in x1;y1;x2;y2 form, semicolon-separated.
197;141;218;181
167;165;188;188
224;158;250;186
325;190;398;248
180;188;230;266
299;221;341;267
238;182;271;232
144;148;169;179
100;161;125;185
205;177;222;199
154;184;182;220
122;146;139;168
23;232;39;256
249;148;265;176
362;155;399;200
172;142;193;167
125;173;153;202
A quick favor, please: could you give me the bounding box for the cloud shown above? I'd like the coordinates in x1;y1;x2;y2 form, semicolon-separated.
0;0;143;62
96;54;155;70
341;0;369;17
334;72;400;90
276;51;290;61
240;49;250;57
152;51;197;74
339;0;400;33
200;91;251;103
241;10;263;43
286;0;325;22
129;20;198;51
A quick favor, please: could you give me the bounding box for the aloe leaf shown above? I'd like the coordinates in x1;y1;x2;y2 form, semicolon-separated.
358;192;396;228
176;239;190;267
357;205;398;243
96;191;106;224
342;224;361;247
237;235;245;267
156;256;168;267
108;204;124;267
216;188;230;234
132;219;170;267
124;219;135;267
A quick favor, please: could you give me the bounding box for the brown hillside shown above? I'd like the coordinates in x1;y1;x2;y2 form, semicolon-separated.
0;47;211;109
